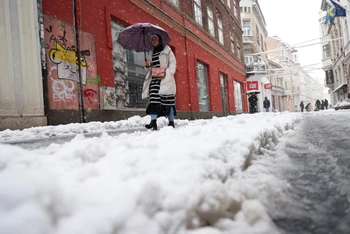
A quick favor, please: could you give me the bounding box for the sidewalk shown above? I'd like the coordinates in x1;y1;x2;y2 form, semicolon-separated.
0;116;190;146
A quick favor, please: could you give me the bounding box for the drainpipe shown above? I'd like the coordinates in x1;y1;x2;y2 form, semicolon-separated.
73;0;85;123
185;32;194;120
37;0;50;123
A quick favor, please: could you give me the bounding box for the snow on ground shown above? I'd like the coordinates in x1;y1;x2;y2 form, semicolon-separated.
0;112;302;234
0;116;189;143
334;99;350;110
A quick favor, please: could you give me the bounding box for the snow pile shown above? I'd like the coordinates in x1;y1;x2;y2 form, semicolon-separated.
0;112;301;234
334;99;350;110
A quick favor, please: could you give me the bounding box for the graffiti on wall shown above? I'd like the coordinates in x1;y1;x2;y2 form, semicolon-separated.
49;41;89;85
113;42;130;108
100;86;116;109
112;22;130;108
44;15;99;110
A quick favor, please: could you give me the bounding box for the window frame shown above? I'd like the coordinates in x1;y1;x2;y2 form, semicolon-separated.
230;31;235;54
207;7;215;37
167;0;178;6
217;17;224;44
234;81;243;112
194;0;203;26
242;20;251;36
323;44;330;59
196;61;210;111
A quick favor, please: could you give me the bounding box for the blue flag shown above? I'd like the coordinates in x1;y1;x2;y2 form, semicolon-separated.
325;4;336;25
330;0;347;17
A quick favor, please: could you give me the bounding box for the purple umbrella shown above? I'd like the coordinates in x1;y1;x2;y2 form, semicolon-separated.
116;23;171;59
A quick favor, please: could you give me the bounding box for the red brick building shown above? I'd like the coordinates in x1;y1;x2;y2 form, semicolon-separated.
41;0;247;125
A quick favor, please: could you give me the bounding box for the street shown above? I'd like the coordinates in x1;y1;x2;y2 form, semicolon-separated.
1;111;350;234
269;111;350;234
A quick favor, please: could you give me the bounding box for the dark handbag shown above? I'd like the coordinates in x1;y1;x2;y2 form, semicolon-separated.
151;67;166;78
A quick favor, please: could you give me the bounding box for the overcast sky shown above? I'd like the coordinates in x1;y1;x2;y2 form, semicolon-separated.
259;0;324;79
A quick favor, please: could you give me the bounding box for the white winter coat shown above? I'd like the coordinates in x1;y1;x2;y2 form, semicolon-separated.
142;45;177;99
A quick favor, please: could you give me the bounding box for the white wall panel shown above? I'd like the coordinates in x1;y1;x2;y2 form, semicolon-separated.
0;0;17;116
19;0;44;116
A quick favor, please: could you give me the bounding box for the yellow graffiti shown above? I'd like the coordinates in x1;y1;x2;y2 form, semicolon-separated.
49;41;87;67
49;40;88;85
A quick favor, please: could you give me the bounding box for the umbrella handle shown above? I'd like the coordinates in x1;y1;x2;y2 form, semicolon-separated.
143;28;146;61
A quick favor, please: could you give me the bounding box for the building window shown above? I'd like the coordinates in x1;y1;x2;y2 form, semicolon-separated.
244;55;253;65
227;0;231;8
168;0;178;6
294;53;299;63
237;44;241;60
220;73;228;115
243;20;251;36
207;7;215;36
111;21;147;108
194;0;203;26
281;50;289;61
260;35;264;50
234;2;238;17
196;62;210;111
230;31;235;54
218;18;224;44
234;81;243;111
256;26;260;44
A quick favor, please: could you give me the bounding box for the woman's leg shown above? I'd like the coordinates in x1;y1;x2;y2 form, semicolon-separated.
168;107;175;128
168;107;174;121
146;114;158;130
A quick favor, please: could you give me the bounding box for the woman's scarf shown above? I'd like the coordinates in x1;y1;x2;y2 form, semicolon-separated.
153;43;164;54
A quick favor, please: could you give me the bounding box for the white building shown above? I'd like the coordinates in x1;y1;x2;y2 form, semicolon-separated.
266;36;301;112
0;0;46;130
267;58;285;111
320;0;350;105
240;0;270;112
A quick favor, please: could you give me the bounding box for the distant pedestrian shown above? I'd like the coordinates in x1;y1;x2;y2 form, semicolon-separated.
305;103;311;112
324;99;329;109
248;93;258;114
263;97;270;112
315;100;321;111
300;101;304;112
321;100;325;110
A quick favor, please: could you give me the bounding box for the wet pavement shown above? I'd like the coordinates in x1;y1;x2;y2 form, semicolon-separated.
271;111;350;234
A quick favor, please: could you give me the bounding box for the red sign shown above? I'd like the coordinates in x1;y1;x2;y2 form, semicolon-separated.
264;83;272;89
246;81;259;91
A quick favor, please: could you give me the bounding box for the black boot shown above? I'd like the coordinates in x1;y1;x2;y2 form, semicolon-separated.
168;121;175;128
145;120;157;130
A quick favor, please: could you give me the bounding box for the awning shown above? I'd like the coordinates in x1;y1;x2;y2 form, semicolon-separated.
333;83;347;93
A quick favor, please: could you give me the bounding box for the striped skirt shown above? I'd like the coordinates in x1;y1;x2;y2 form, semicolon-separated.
146;78;176;117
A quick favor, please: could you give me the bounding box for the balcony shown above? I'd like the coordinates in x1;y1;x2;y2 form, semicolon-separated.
325;70;334;88
246;61;267;74
272;85;284;93
322;56;332;69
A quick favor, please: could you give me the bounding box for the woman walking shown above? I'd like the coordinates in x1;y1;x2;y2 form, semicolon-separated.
142;34;177;130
